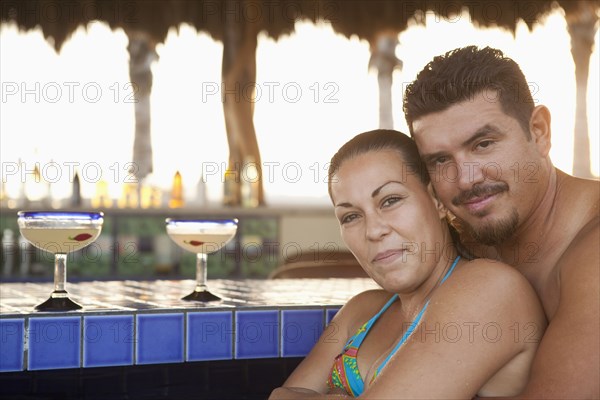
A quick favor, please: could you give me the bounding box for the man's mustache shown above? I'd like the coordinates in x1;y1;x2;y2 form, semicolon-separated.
452;182;509;206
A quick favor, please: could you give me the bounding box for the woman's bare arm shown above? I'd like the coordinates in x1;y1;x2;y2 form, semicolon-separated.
269;290;391;399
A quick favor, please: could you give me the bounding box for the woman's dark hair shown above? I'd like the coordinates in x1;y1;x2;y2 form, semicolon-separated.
328;129;428;199
328;129;473;259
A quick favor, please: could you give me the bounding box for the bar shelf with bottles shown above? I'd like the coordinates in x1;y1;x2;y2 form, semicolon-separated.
2;170;272;282
0;163;335;281
1;206;287;282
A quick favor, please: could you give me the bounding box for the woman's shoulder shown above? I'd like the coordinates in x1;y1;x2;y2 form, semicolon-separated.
451;257;533;291
433;258;545;324
331;289;395;333
340;289;393;315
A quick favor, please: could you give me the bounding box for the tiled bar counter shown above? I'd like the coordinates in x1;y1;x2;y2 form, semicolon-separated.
0;278;379;399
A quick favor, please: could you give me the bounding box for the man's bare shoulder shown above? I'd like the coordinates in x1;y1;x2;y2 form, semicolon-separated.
528;215;600;398
558;172;599;219
575;176;599;215
553;173;599;276
547;214;600;319
558;214;599;280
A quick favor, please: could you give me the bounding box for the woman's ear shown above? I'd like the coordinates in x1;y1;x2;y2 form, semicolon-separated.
427;183;448;219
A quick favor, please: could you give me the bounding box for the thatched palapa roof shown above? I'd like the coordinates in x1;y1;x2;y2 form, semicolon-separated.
1;0;596;50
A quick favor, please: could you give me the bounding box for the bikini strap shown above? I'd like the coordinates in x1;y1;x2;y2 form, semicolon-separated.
373;255;461;377
346;293;399;348
441;255;461;284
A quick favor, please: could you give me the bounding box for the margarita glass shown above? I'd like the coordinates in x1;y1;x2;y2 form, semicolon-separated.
165;218;237;301
17;211;104;311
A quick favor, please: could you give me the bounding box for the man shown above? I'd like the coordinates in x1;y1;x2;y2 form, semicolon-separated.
403;46;599;398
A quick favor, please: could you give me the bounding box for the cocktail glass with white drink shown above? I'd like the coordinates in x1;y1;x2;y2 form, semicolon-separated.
165;218;238;301
17;211;104;311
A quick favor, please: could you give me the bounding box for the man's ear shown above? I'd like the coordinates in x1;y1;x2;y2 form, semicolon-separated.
427;183;447;219
529;105;551;157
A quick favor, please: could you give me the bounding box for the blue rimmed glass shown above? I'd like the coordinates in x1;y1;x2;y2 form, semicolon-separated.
165;218;238;302
17;211;104;311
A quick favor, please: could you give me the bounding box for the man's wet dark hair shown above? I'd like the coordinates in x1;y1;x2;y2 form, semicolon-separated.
403;46;534;139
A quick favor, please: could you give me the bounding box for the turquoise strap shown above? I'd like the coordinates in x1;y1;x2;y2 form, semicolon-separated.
374;255;461;376
347;293;399;348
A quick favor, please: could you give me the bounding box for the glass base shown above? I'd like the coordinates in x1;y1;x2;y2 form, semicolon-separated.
35;291;82;311
182;290;221;302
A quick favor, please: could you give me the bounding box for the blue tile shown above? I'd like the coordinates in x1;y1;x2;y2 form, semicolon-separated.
83;315;134;368
28;317;81;371
187;311;233;361
281;310;324;357
0;319;25;372
136;313;184;365
235;310;279;359
326;308;340;325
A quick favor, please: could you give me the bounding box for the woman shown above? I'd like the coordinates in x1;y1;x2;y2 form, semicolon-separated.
270;130;546;399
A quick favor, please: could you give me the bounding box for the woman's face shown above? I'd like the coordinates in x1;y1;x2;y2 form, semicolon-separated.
331;149;448;293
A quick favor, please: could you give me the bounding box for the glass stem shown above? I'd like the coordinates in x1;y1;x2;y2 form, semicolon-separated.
53;253;67;297
195;253;208;292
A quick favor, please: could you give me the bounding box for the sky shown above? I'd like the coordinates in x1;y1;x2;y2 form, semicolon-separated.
1;8;598;206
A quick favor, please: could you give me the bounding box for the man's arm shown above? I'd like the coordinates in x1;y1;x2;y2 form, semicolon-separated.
512;222;599;399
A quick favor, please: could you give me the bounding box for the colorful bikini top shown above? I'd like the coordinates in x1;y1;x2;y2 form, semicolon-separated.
327;256;461;397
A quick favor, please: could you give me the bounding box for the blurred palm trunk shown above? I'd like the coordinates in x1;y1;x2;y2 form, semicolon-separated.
567;3;598;178
368;31;402;130
222;1;264;206
127;31;158;186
